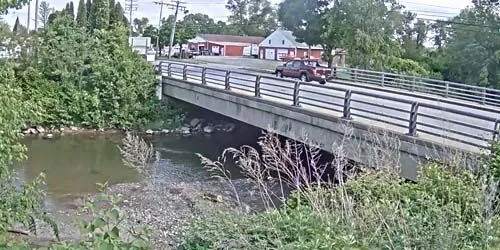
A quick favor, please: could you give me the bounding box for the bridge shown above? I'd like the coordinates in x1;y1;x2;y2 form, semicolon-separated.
159;61;500;180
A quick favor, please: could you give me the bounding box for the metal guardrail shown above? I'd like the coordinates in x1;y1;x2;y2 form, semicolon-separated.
160;61;500;152
333;67;500;106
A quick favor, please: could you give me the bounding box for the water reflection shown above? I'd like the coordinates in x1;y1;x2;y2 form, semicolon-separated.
17;123;261;203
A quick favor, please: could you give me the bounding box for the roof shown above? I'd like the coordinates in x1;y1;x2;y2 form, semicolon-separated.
274;29;323;49
197;34;265;44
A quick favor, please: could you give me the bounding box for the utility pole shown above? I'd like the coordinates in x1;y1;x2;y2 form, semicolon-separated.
166;0;186;59
34;0;39;30
27;0;31;31
124;0;139;35
153;0;168;56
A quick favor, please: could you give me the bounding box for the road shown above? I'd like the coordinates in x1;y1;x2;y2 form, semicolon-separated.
160;61;500;153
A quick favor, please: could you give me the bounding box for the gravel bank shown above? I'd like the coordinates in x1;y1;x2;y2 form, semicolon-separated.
25;158;279;249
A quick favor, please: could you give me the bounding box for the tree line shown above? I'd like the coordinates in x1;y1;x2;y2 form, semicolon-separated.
278;0;500;88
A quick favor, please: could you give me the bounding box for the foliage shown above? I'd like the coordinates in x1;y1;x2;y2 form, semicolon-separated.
278;0;329;48
91;0;110;31
76;183;151;249
0;61;56;243
15;14;161;129
183;160;500;249
0;0;29;14
109;2;128;28
75;0;86;28
226;0;278;37
39;1;55;28
133;17;149;36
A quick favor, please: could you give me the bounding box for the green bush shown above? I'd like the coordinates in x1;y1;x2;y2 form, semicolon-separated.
181;164;500;249
16;15;164;129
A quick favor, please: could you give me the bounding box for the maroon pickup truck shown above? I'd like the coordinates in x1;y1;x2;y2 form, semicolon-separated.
275;59;333;84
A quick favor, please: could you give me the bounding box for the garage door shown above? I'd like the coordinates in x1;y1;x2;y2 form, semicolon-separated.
277;49;288;60
265;48;275;60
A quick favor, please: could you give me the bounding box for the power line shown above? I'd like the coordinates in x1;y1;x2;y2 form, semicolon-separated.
125;0;139;34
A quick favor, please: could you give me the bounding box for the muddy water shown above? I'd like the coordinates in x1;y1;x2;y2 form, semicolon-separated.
17;124;261;207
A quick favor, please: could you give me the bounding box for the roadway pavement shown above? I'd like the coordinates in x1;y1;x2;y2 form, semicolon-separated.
159;60;500;153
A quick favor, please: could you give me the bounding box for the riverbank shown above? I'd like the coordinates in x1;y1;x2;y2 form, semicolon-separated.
25;159;271;249
20;117;238;139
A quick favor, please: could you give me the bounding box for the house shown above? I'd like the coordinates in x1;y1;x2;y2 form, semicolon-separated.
258;29;323;60
188;34;265;56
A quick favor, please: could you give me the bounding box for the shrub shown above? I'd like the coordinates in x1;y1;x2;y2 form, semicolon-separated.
15;15;162;129
182;131;500;249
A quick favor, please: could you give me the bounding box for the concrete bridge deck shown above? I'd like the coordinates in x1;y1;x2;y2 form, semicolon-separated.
159;61;500;180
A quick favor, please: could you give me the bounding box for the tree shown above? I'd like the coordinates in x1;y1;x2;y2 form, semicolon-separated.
322;0;426;74
76;0;87;28
0;0;29;14
438;2;500;87
86;0;92;25
278;0;329;47
133;17;149;36
68;1;75;19
109;2;127;27
12;16;20;34
226;0;278;37
38;1;54;27
91;0;110;30
143;24;158;45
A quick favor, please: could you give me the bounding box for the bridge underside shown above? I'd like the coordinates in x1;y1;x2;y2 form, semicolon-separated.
162;77;462;180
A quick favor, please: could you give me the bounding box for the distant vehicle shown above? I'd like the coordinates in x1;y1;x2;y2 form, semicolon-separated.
275;58;332;84
243;45;259;58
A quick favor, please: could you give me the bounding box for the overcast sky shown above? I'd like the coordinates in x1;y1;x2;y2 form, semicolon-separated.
1;0;473;30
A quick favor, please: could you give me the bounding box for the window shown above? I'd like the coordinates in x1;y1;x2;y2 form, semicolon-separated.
282;40;285;45
268;40;271;45
292;61;303;67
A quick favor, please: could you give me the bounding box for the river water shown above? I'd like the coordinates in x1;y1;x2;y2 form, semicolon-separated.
16;123;261;208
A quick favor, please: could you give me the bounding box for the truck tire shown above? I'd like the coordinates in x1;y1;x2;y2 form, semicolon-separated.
300;73;308;82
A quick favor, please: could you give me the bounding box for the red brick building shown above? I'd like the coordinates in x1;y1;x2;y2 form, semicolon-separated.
188;34;264;56
258;29;323;61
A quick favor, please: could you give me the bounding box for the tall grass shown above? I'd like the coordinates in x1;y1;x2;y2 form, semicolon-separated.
182;127;500;249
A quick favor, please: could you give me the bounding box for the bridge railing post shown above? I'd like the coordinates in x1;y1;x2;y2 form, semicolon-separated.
167;63;172;77
225;71;231;90
342;90;352;120
201;67;207;85
445;82;449;98
255;75;261;97
408;102;419;137
293;80;301;106
482;88;487;105
182;65;188;80
493;120;500;142
381;73;385;87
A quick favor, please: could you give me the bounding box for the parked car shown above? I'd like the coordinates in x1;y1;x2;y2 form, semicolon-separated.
275;59;333;84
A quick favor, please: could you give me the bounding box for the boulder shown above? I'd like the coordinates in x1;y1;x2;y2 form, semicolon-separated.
70;126;78;131
43;133;54;139
161;129;170;134
36;126;45;133
194;123;203;132
180;126;191;134
189;118;202;128
203;125;215;134
222;123;236;132
145;129;154;135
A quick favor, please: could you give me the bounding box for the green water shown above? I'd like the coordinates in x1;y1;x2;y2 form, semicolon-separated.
17;124;261;205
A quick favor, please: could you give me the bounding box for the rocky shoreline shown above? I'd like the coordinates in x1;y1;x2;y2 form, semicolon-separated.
20;118;237;139
22;157;278;249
